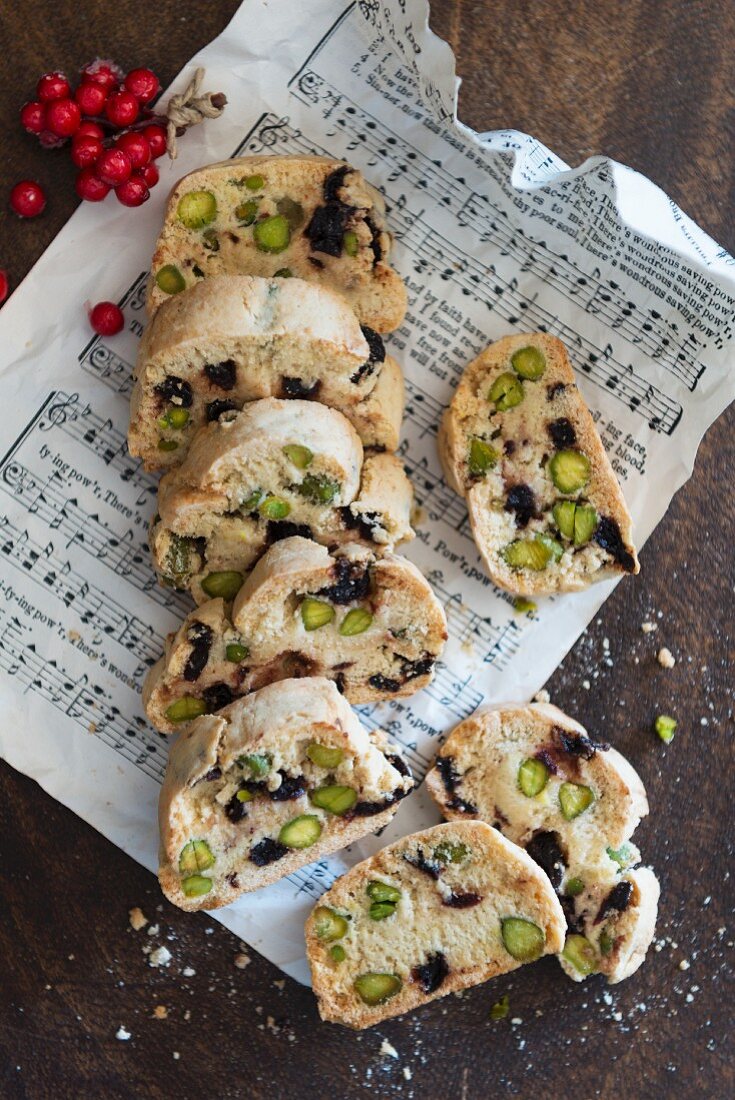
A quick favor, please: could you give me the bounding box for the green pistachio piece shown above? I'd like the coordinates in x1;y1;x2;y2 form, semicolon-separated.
369;901;397;921
273;267;293;278
309;784;357;815
552;499;577;540
489;371;524;411
549;449;591;494
562;934;597;975
500;917;545;962
158;439;179;452
258;495;291;520
236;788;255;803
599;928;615;955
490;994;510;1021
573;505;598;546
502;538;552;571
296;474;341;504
165;696;207;723
177;190;217;229
161;406;190;430
339;608;373;636
163;533;197;586
282;444;313;469
513;597;537;614
277;196;305;229
432;841;470;865
313;905;348;942
655;715;677;744
536;533;564;561
354;972;402;1006
606;844;633;869
235;199;258;225
181;874;213;898
241;489;264;512
225;643;249;663
306;742;344;768
155;265;186;295
244;174;265;191
510;345;546;380
179;839;215;874
202;228;220;251
343;229;359;256
517;757;549;798
300;597;335;631
468;437;498;477
238;753;271;778
559;781;595;820
565;877;585;897
278;814;322;849
330;944;346;962
200;570;244;600
366;881;402;904
253;214;291;254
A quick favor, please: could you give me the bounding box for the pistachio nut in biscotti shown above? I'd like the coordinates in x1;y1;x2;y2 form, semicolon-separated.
438;333;639;595
150;397;414;604
143;537;448;734
157;678;415;910
146;155;407;331
425;703;660;984
305;820;566;1028
128;274;404;471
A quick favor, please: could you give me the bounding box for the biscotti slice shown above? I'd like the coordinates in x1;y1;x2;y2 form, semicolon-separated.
425;703;659;984
143;537;448;734
438;333;639;595
157;677;414;910
146;155;407;331
129;274;404;470
306;821;566;1028
150;397;414;604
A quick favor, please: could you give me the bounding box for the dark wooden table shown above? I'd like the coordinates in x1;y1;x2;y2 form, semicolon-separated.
1;3;733;1097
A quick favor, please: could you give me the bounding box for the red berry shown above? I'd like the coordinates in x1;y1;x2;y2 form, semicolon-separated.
44;97;82;138
80;59;124;90
37;71;71;102
115;131;151;169
95;148;132;186
75;168;110;203
20;101;46;134
10;180;46;218
105;90;139;127
90;301;124;336
77;120;105;141
38;130;66;149
142;123;167;159
71;134;103;169
75;81;108;116
124;67;160;105
0;270;8;306
139;162;159;188
115;174;150;207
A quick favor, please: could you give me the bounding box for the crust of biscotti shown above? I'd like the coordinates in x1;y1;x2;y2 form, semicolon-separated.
349;352;404;452
145;155;407;331
306;820;566;1028
605;867;660;983
158;678;413;909
439;333;639;596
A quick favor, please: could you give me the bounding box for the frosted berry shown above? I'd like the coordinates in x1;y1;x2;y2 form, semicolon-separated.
95;148;132;187
20;101;46;134
115;174;150;207
80;59;123;91
77;120;105;141
10;180;47;218
115;132;151;170
124;68;159;104
71;134;103;169
105;90;139;127
75;168;110;202
0;270;8;306
45;98;82;138
90;301;124;336
75;81;108;116
139;162;159;188
142;124;167;159
37;71;71;102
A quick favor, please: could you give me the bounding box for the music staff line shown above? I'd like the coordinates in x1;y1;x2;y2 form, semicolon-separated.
427;572;522;672
0;613;167;783
287;75;709;391
0;515;163;667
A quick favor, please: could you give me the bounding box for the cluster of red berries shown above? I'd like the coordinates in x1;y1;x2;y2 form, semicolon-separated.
13;59;167;216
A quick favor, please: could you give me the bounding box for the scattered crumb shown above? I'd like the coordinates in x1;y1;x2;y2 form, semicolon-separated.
128;907;148;931
582;679;590;690
148;946;172;969
657;647;675;668
147;924;160;936
68;629;81;642
403;1067;412;1081
533;689;550;704
641;621;657;633
182;967;196;978
678;960;690;971
234;953;251;970
88;722;97;734
152;1005;169;1019
379;1039;399;1059
116;1026;131;1041
173;1051;180;1061
274;979;285;990
510;1016;523;1025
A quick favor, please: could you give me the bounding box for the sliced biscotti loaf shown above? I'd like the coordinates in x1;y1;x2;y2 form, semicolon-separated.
425;703;659;984
438;333;639;595
129;274;404;470
143;537;448;734
306;820;566;1028
158;677;414;910
151;398;414;604
146;155;407;331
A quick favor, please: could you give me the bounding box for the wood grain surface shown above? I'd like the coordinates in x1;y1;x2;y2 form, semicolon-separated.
1;2;733;1098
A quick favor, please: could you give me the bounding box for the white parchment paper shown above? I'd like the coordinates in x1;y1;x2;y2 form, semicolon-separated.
1;0;734;985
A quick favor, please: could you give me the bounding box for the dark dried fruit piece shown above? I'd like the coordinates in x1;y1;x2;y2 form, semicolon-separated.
505;484;537;529
443;891;482;909
351;785;408;816
554;726;609;758
267;519;313;543
249;837;289;866
305;202;354;257
323;165;351;202
367;673;401;693
360;325;386;365
411;951;449;994
400;656;435;681
547;417;577;449
270;771;306;801
525;831;566;891
280;376;321;399
201;682;234;712
206;399;238;422
435;755;462;795
595;516;637;572
340;508;383;542
156;376;193;408
595;880;633;924
403;849;441;880
204;359;237;390
365;215;383;264
317;557;371;604
183;622;213;682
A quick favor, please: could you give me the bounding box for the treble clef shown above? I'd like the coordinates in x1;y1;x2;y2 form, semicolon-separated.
43;392;80;431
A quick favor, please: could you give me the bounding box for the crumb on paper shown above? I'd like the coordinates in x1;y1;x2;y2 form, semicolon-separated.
379;1039;399;1059
128;907;148;931
403;1067;412;1081
641;621;657;633
152;1005;169;1019
234;952;251;969
147;923;160;936
173;1051;180;1060
274;979;285;990
116;1026;131;1041
533;689;550;704
657;647;676;668
149;946;172;969
68;629;81;642
182;967;196;978
88;722;97;734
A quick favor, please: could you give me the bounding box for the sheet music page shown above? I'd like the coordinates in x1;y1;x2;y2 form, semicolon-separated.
1;0;734;985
